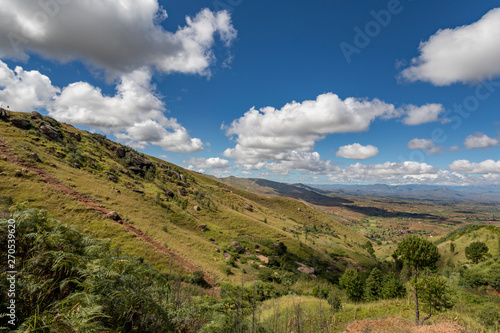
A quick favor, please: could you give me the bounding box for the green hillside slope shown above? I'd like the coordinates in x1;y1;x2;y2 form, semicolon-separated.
0;110;375;285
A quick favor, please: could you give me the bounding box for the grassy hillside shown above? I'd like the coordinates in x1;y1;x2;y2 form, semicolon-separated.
0;110;375;285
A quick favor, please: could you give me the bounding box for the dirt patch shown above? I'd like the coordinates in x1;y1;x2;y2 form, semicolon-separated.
343;318;467;333
0;135;214;286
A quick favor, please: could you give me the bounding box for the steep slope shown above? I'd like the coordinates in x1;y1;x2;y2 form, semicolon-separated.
0;109;375;284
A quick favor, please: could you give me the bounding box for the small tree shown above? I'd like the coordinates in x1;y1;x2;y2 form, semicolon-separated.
415;274;455;323
364;241;375;258
394;236;440;325
465;241;489;264
339;268;363;302
364;267;382;301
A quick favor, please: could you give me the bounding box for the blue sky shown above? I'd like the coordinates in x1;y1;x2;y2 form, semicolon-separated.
0;0;499;185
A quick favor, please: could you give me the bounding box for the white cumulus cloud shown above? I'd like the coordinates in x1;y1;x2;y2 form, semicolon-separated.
183;157;230;169
408;138;434;150
336;143;378;160
448;159;500;174
223;93;403;168
0;60;59;111
463;133;498;149
0;2;236;76
401;104;447;125
400;8;500;85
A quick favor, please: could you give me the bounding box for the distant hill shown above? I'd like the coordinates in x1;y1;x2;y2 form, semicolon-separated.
314;184;500;203
222;177;352;206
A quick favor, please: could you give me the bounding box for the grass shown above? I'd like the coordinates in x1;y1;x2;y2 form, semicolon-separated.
0;111;376;283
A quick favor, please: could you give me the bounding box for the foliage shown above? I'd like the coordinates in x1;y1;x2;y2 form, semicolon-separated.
465;241;489;264
327;289;343;311
459;257;500;289
394;235;440;325
0;207;212;332
364;267;382;301
339;268;363;302
414;275;455;319
380;272;406;299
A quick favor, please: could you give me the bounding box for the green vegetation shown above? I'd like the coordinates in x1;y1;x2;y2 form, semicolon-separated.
465;241;489;264
394;235;440;325
1;112;499;332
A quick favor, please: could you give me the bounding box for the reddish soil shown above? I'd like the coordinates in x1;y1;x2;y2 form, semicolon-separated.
343;318;467;333
0;135;215;286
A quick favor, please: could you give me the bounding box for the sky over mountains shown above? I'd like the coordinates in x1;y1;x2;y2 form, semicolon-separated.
0;0;499;185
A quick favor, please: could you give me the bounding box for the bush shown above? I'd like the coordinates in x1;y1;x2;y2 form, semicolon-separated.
327;289;343;311
380;272;406;299
339;268;363;302
465;241;489;264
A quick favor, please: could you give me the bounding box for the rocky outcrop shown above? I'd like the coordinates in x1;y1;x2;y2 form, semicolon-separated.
11;118;31;130
39;123;61;141
234;246;245;254
296;262;315;275
0;108;9;121
194;205;201;211
177;187;187;196
243;204;254;212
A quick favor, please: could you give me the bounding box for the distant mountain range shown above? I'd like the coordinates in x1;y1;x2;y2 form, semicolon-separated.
312;184;500;203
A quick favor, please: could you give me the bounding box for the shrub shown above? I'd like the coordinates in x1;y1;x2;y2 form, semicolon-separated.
465;241;489;264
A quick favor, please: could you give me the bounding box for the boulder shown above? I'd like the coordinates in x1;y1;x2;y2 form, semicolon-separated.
198;224;207;230
39;123;61;141
215;247;220;252
223;252;231;260
165;190;175;198
0;108;9;121
257;255;269;264
230;241;239;247
234;246;245;254
132;189;144;194
116;147;126;158
177;187;187;196
296;262;315;275
243;204;254;212
194;205;201;211
254;244;260;249
29;153;41;162
107;173;118;182
107;211;121;221
30;111;42;119
69;132;82;142
127;166;143;174
11;118;31;130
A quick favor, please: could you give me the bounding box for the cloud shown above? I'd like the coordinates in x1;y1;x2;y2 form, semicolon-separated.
327;161;500;185
408;138;433;150
183;157;230;169
448;159;500;174
0;2;236;76
0;60;203;153
223;93;403;168
51;68;204;152
463;133;498;149
336;143;378;160
401;104;447;125
400;8;500;85
407;138;444;155
0;60;59;111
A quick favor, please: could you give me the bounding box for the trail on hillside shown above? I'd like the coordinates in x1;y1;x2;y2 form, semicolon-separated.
0;135;214;285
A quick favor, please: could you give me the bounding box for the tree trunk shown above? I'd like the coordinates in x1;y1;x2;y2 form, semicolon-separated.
421;314;432;325
414;268;419;326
